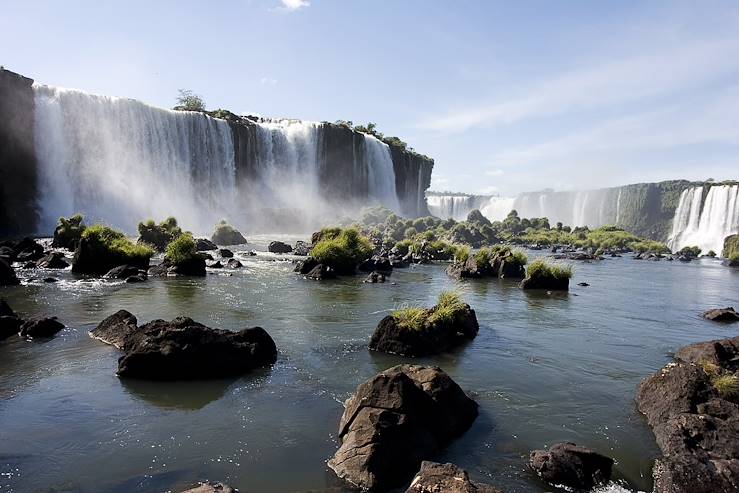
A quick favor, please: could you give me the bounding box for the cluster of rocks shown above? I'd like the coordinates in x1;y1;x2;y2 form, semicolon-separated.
1;237;72;285
369;301;479;357
0;299;65;340
90;310;277;379
447;251;525;281
636;334;739;492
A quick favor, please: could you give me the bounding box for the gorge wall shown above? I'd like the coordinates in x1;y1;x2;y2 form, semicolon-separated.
0;68;433;236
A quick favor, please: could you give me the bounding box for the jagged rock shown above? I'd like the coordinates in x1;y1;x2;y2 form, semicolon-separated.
72;235;151;276
226;258;242;269
268;241;293;254
178;482;238;493
703;307;739;323
369;303;479;357
519;274;569;291
195;238;218;251
0;258;19;286
207;260;223;269
219;248;233;258
446;257;487;279
529;442;613;490
358;256;393;273
13;237;44;262
104;264;148;281
149;257;206;277
18;317;65;338
363;271;386;283
328;365;478;492
117;317;277;380
306;263;335;280
295;257;319;274
36;252;69;269
89;310;139;349
293;241;311;256
405;462;503;493
637;335;739;493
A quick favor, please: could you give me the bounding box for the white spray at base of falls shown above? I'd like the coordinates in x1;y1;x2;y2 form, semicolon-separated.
668;185;739;255
32;85;404;234
34;84;237;234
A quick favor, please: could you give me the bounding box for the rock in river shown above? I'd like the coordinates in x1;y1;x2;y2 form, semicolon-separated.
0;258;19;286
529;442;613;490
702;307;739;322
328;365;478;492
405;462;503;493
18;317;65;339
178;482;238;493
89;310;139;349
268;241;293;254
36;251;69;269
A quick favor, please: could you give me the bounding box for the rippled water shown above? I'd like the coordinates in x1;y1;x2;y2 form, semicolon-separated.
1;237;738;493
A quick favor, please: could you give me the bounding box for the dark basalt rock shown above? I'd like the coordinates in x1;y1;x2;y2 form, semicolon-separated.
211;229;247;246
43;277;58;283
72;236;151;276
703;307;739;323
358;256;393;274
529;442;613;490
0;245;15;263
117;317;277;380
125;274;147;283
0;299;22;340
577;282;590;286
219;248;233;258
178;482;238;493
149;257;206;277
22;261;36;269
207;260;223;269
328;365;478;492
268;241;293;254
89;310;139;349
369;305;479;357
19;317;65;339
104;264;148;281
364;272;386;283
195;238;218;251
446;257;488;280
226;258;242;269
0;258;19;286
295;257;319;274
519;275;569;291
293;241;311;256
636;335;739;493
405;462;503;493
13;237;44;262
306;263;336;280
36;252;69;269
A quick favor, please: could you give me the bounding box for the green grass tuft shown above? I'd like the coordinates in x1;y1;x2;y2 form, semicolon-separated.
311;227;374;274
713;373;739;399
165;233;198;264
392;306;427;331
526;258;573;280
82;224;154;260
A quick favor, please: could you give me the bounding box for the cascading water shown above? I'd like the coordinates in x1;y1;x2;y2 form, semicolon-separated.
668;185;739;254
427;195;495;220
34;84;237;234
31;85;407;234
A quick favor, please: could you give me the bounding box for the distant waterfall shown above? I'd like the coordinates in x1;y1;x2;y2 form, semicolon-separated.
32;86;405;234
668;185;739;254
427;195;493;220
34;85;236;234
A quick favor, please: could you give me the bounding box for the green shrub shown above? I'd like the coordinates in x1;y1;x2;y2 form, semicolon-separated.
706;250;717;257
392;306;427;331
455;245;471;263
474;247;493;266
677;245;702;257
137;216;182;251
73;225;154;274
526;258;573;280
428;291;467;325
311;227;374;274
165;233;198;264
404;227;418;239
713;373;739;399
53;213;86;249
512;249;528;266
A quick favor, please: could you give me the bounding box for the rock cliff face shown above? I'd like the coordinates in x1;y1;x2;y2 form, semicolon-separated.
0;69;37;237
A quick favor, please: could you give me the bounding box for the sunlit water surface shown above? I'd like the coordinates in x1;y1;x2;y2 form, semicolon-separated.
1;237;738;493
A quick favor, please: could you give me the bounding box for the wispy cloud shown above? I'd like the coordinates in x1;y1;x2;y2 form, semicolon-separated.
260;77;278;85
277;0;310;12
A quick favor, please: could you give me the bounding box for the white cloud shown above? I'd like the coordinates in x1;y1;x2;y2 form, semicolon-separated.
476;185;500;195
260;77;278;85
278;0;310;11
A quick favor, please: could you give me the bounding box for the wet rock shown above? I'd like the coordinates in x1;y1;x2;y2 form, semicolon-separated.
0;245;15;263
406;462;503;493
149;257;206;277
226;258;243;269
637;335;739;493
178;482;238;493
219;248;233;258
446;257;487;280
328;365;478;492
0;258;19;286
295;257;318;274
363;271;386;283
268;241;293;254
0;299;22;340
13;237;44;262
306;263;335;280
211;226;247;246
117;317;277;380
578;282;590;287
89;310;139;349
206;260;223;269
358;256;393;273
36;252;69;269
195;238;218;251
519;275;569;291
22;261;36;269
104;265;146;280
369;302;479;357
529;442;613;490
43;277;59;283
293;241;311;256
19;317;65;338
703;307;739;323
125;274;147;283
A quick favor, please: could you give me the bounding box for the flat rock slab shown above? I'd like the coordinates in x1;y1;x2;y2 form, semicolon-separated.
406;462;503;493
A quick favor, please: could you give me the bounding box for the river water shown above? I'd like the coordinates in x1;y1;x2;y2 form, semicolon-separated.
1;237;738;493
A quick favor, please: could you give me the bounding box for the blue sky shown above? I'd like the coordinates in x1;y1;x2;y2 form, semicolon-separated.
2;0;738;195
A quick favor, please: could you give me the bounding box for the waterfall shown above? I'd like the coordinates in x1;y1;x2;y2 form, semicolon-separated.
31;85;406;234
427;195;492;220
34;84;236;234
668;185;739;254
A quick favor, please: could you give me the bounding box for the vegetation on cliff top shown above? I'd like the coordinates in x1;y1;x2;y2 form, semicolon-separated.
333;120;432;161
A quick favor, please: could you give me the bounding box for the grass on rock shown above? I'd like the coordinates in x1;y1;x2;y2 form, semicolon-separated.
310;227;373;273
526;258;573;280
165;233;198;264
392;291;468;331
82;225;154;262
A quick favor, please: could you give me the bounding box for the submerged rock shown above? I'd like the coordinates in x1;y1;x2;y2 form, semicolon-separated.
328;365;478;492
268;241;293;254
206;260;223;269
406;462;503;493
226;258;243;269
703;307;739;322
195;238;218;251
89;310;139;349
19;317;65;339
0;299;22;340
103;264;148;281
36;252;69;269
363;271;386;283
294;258;318;275
117;317;277;380
636;335;739;493
529;442;613;490
0;258;19;286
178;482;238;493
149;256;206;277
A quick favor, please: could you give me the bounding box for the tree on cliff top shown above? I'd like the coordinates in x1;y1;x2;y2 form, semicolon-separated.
174;89;205;111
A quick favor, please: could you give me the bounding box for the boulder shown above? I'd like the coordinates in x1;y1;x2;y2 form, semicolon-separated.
519;275;569;291
177;482;238;493
207;260;223;269
226;258;243;269
358;256;393;273
674;335;739;372
18;317;65;338
703;307;739;323
0;245;15;263
125;273;147;283
72;235;151;276
13;237;44;262
0;258;19;286
529;442;613;490
211;228;247;246
219;248;233;258
364;272;386;283
195;238;218;251
0;299;23;340
369;304;479;357
495;258;525;279
104;265;148;281
328;365;478;492
405;462;503;493
306;263;335;280
446;257;486;280
577;282;590;287
295;257;318;274
293;241;311;256
36;252;69;269
89;310;139;349
149;257;206;277
117;317;277;380
268;241;293;254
